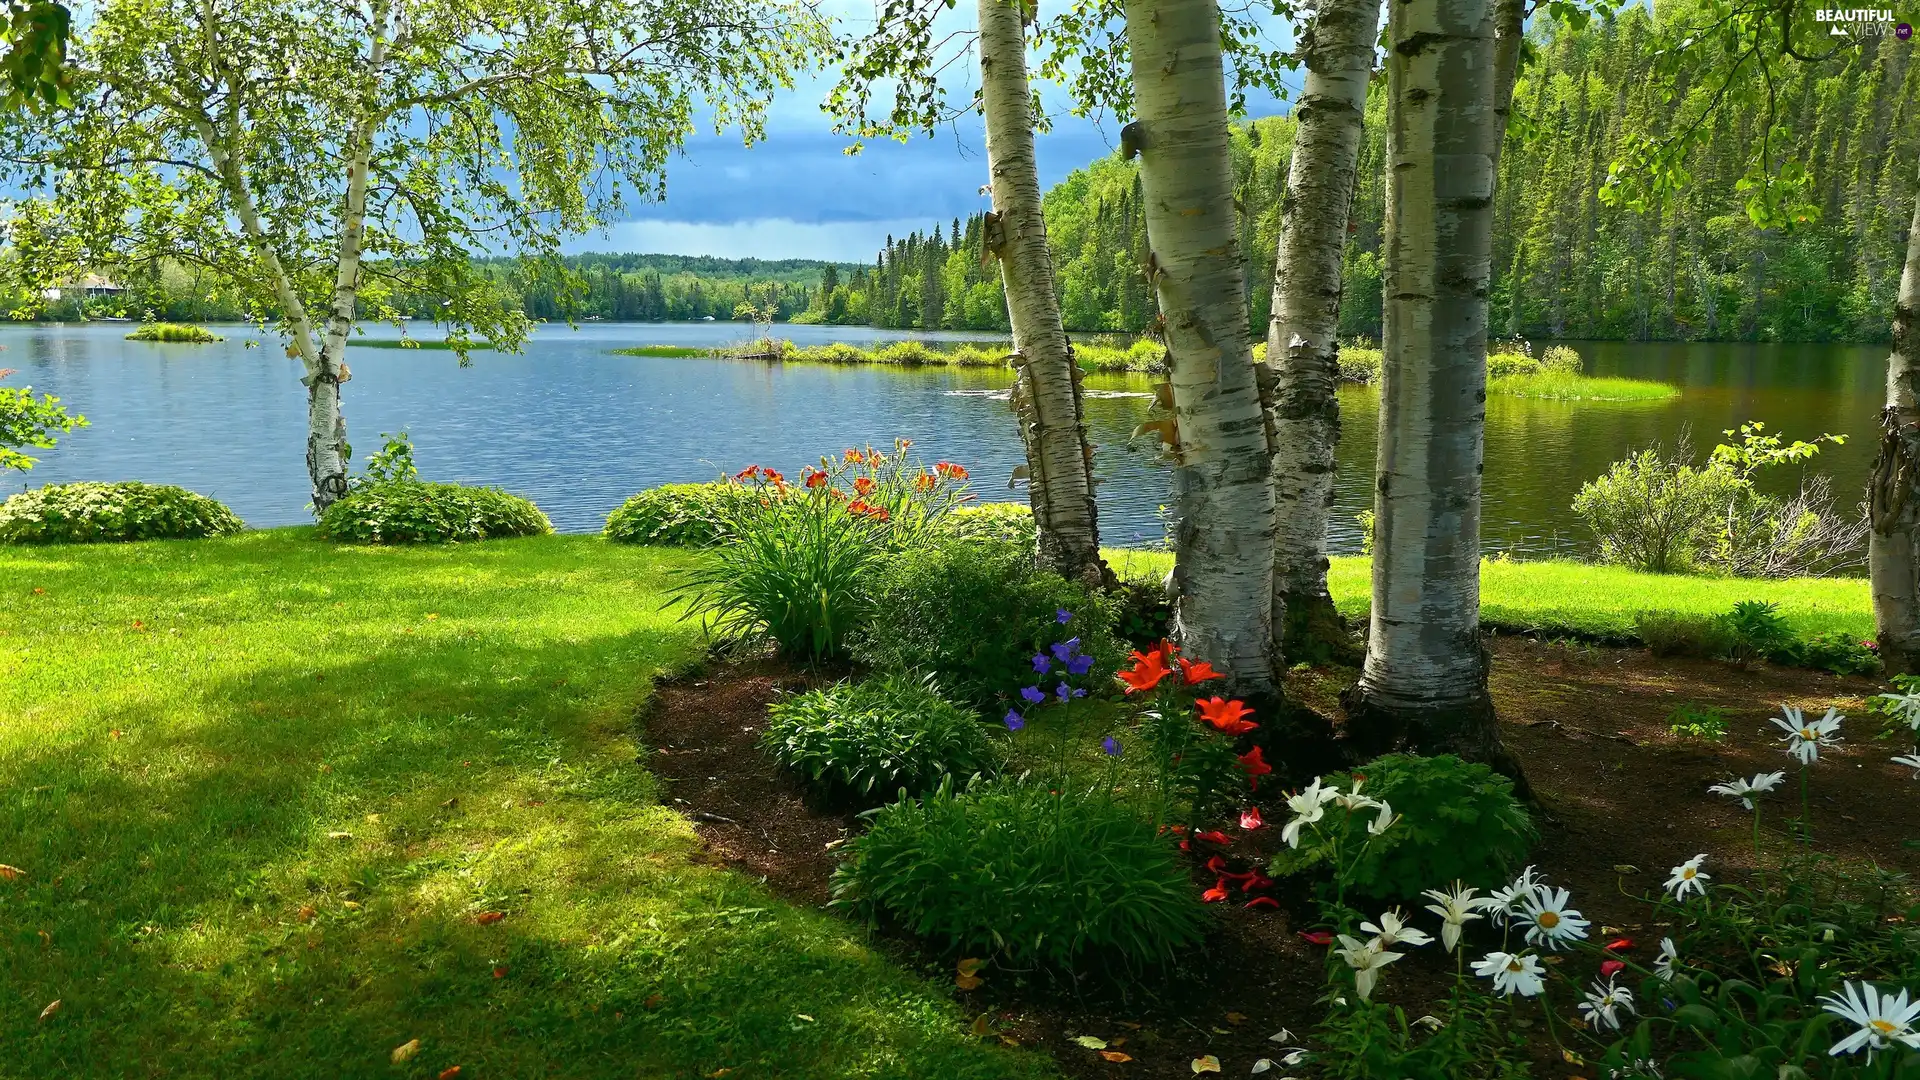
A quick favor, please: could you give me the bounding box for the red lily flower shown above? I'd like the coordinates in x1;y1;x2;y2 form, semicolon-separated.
844;448;865;464
1237;746;1272;789
1600;959;1627;978
762;469;786;486
1117;648;1172;694
1240;872;1274;893
1239;806;1264;831
1178;657;1224;685
1193;830;1232;846
1196;697;1258;735
1298;930;1335;945
803;468;828;488
1202;878;1231;903
1603;938;1634;953
1204;855;1230;875
913;472;935;491
1178;839;1191;852
1244;896;1280;911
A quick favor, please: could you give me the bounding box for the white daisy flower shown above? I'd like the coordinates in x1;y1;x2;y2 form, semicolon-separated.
1280;778;1340;848
1472;950;1546;998
1578;977;1636;1032
1360;908;1433;950
1653;937;1679;982
1820;981;1920;1059
1872;690;1920;731
1707;771;1787;810
1487;865;1542;928
1519;885;1591;950
1334;933;1402;1001
1664;854;1711;901
1421;881;1493;953
1772;704;1843;765
1892;750;1920;778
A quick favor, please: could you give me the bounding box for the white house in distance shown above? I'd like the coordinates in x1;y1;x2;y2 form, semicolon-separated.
41;274;128;301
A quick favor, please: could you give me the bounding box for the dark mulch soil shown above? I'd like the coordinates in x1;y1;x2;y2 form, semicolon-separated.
640;637;1919;1080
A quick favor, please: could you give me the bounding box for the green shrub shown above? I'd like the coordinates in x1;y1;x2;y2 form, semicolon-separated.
2;374;86;472
1667;702;1730;741
1338;348;1382;382
1573;445;1741;573
125;322;222;343
831;780;1208;973
1357;508;1376;556
1717;599;1798;666
762;675;999;803
853;535;1122;708
1634;610;1737;658
316;481;552;544
944;344;1006;367
786;342;871;365
0;481;244;543
873;341;941;366
1267;754;1535;901
1798;631;1881;676
937;501;1036;546
1540;344;1583;374
350;431;420;490
604;482;763;546
1486;352;1542;377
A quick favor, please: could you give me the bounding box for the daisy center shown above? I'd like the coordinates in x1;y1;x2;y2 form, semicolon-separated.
1505;959;1524;973
1871;1019;1899;1035
1799;728;1817;739
1682;868;1697;879
1538;911;1561;929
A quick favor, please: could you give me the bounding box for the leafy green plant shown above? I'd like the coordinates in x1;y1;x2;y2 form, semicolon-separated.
1634;610;1738;659
1357;508;1376;557
125;322;221;342
1267;754;1535;901
936;501;1035;546
1799;632;1881;677
761;675;999;803
316;482;552;543
852;534;1122;709
0;369;86;472
1667;702;1730;742
0;481;243;543
351;431;420;490
1574;444;1741;573
603;481;762;546
1487;352;1542;377
1540;344;1583;374
831;779;1208;974
1716;599;1797;666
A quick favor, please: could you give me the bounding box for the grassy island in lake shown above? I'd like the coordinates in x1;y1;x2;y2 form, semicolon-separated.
126;322;222;343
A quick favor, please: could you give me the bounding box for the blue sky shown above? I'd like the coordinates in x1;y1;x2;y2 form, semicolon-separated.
563;2;1298;263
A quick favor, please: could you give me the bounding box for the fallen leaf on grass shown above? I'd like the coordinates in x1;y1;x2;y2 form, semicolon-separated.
326;831;353;841
37;1000;60;1022
643;993;664;1009
956;957;985;990
1225;1012;1247;1025
1191;1055;1221;1074
473;911;505;925
970;1013;994;1037
391;1040;420;1064
0;864;25;881
109;729;123;740
493;966;508;979
1251;1061;1274;1075
1561;1049;1586;1066
1072;1035;1109;1050
438;1068;462;1080
297;905;316;922
1098;1051;1133;1063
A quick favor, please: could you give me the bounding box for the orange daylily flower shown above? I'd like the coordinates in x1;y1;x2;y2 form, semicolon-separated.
1196;697;1257;735
803;467;828;488
1178;658;1224;685
1117;647;1172;694
853;476;875;495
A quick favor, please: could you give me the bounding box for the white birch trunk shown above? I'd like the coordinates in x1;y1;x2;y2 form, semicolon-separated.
1265;0;1380;663
1869;160;1920;674
1343;0;1524;785
979;0;1111;589
1123;0;1276;693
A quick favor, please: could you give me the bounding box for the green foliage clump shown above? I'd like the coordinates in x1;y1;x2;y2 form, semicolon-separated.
872;340;941;365
1268;754;1535;901
0;372;86;472
786;342;871;364
762;675;999;804
937;501;1035;546
1574;446;1743;573
853;535;1122;709
1539;345;1583;374
1717;599;1797;666
0;481;244;543
1490;372;1678;401
1666;702;1729;741
316;482;552;544
831;780;1208;973
1338;348;1382;382
1634;610;1737;659
611;344;709;358
1797;631;1880;676
125;322;222;342
1486;352;1542;377
604;482;762;546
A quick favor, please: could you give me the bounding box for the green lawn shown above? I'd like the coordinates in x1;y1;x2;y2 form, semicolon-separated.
0;531;1046;1080
1105;551;1872;642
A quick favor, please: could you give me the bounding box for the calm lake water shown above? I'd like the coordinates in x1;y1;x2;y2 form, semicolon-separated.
1;322;1888;555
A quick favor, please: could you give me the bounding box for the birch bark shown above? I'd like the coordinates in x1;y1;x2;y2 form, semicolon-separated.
1123;0;1277;693
979;0;1111;588
1341;0;1526;787
1869;161;1920;674
1265;0;1380;665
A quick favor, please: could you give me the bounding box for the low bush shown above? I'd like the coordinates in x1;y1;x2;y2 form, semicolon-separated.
1573;445;1741;573
1717;598;1798;666
831;779;1209;973
604;482;762;545
1540;344;1583;374
853;535;1122;709
937;501;1035;546
316;481;552;543
761;675;999;803
126;322;222;343
1338;348;1382;382
1487;352;1542;377
1267;753;1535;902
872;340;942;366
0;481;244;543
1798;631;1881;676
1634;610;1737;658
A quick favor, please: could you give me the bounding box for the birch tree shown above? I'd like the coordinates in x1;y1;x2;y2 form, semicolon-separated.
829;0;1111;587
1262;0;1378;665
1121;0;1277;693
1870;166;1920;674
977;0;1111;589
2;0;828;512
1341;0;1526;783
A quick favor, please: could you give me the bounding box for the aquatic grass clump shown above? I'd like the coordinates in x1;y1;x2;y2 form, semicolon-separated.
125;322;221;343
1490;371;1679;402
612;344;711;358
350;337;495;351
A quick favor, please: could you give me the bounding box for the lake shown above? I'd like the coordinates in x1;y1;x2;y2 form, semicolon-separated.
0;321;1888;555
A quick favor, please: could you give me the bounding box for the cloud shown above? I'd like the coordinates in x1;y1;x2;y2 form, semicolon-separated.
562;218;943;262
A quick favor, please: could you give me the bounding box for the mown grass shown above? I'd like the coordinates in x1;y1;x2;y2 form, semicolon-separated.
125;322;222;343
0;530;1048;1080
1105;551;1871;642
1488;371;1680;402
